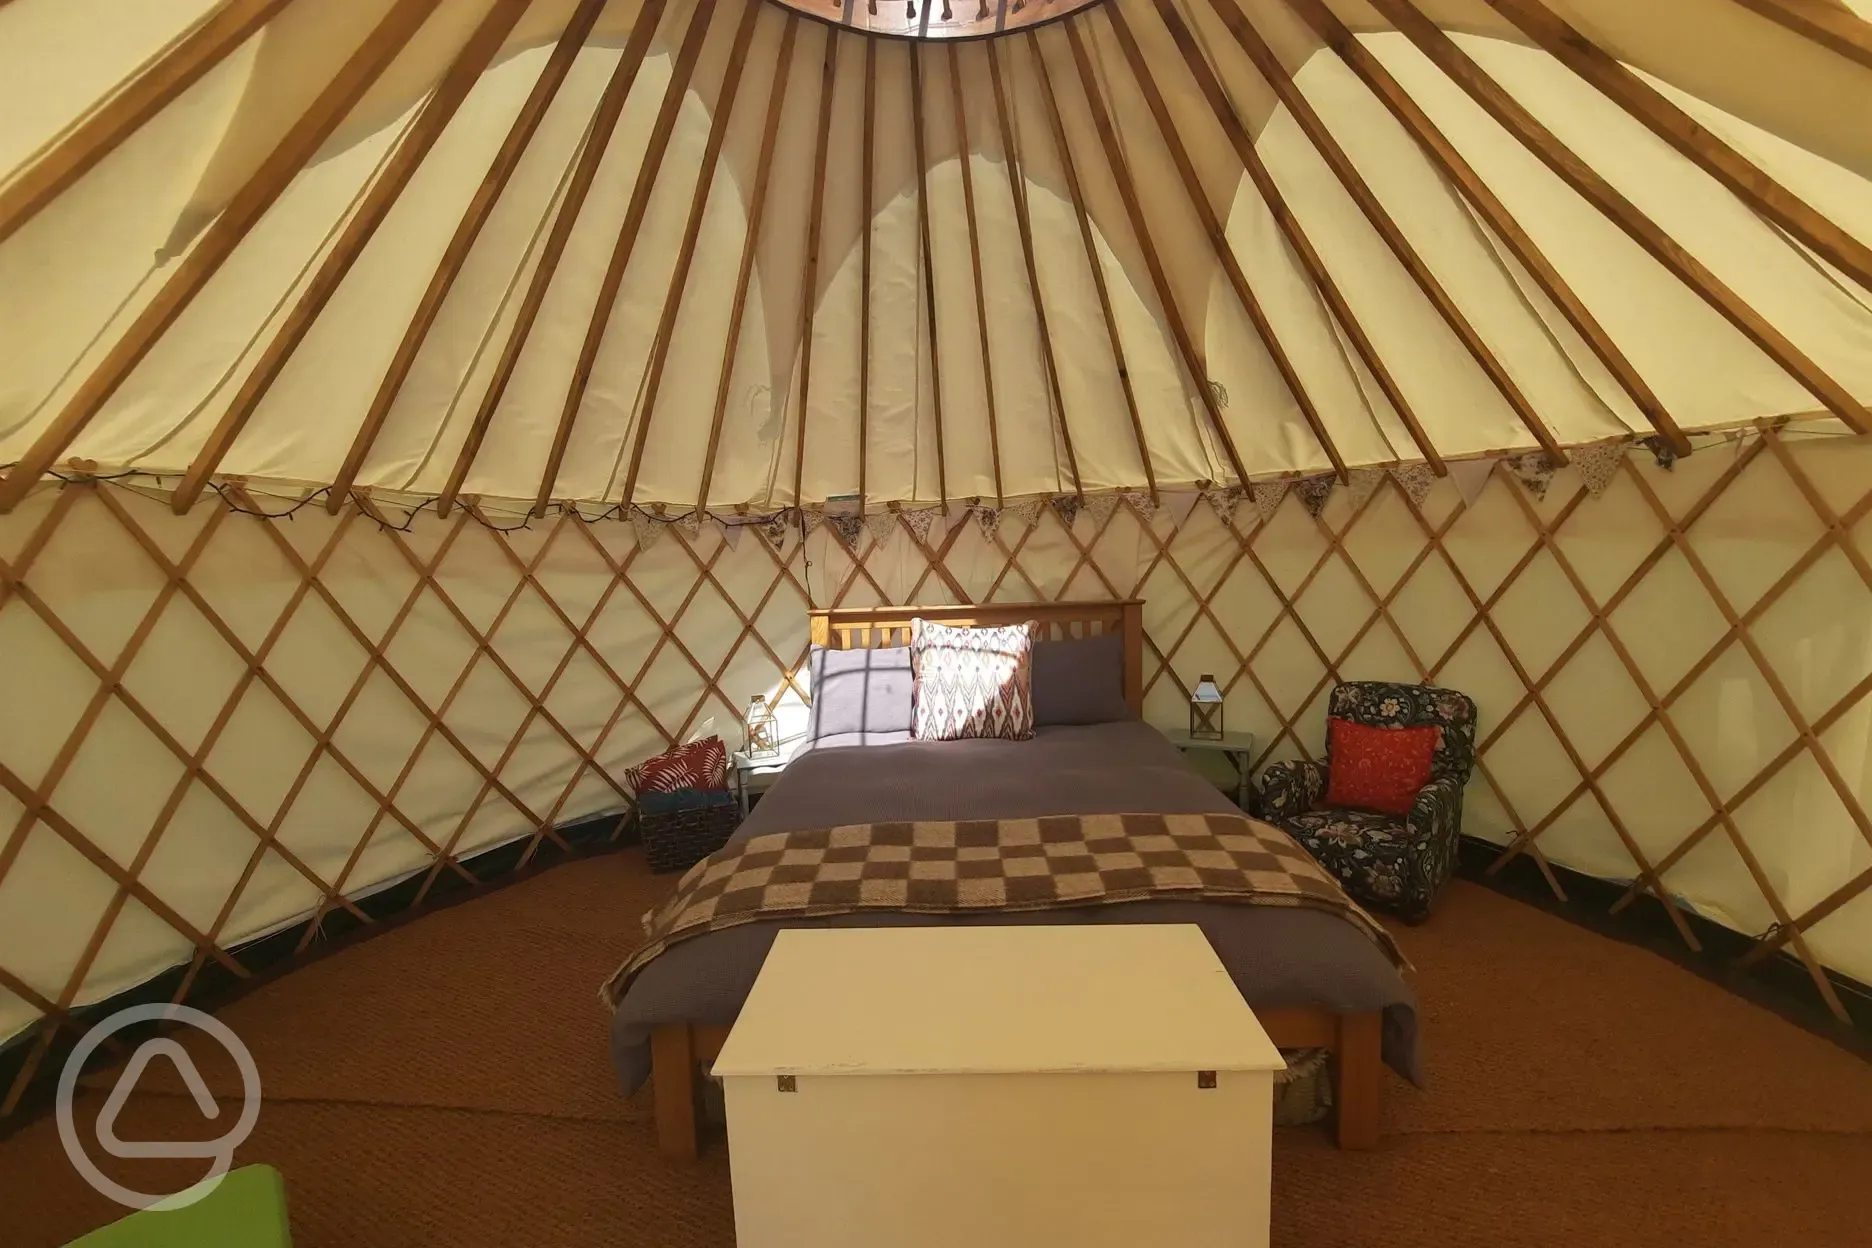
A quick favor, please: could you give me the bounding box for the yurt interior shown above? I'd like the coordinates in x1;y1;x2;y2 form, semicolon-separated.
4;0;1872;1243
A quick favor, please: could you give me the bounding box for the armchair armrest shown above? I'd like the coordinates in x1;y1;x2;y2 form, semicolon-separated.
1407;773;1468;876
1254;759;1328;820
1408;773;1465;827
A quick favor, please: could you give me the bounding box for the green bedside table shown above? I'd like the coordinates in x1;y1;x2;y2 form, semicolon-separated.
1162;729;1258;810
69;1165;290;1248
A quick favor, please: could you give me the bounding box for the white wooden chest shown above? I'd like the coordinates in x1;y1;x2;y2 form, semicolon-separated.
712;924;1284;1248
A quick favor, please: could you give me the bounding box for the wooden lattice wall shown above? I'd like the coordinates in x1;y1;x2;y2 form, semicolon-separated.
2;428;1869;1121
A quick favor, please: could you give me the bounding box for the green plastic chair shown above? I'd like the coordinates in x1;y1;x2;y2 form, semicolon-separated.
68;1165;290;1247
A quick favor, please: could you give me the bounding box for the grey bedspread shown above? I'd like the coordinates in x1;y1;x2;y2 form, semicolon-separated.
607;721;1420;1093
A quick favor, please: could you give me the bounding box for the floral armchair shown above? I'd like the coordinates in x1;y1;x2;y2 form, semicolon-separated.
1254;681;1477;921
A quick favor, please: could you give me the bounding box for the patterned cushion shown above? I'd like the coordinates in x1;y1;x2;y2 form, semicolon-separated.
1324;718;1440;815
626;735;728;794
1280;807;1418;908
1283;806;1406;846
910;618;1037;741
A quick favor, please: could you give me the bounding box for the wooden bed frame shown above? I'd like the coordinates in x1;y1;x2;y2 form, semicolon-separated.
649;600;1385;1158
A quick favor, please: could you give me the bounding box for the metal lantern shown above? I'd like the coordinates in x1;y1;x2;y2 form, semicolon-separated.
745;694;779;760
1189;674;1225;741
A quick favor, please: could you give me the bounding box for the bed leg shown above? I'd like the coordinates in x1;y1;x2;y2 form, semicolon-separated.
651;1025;701;1162
1333;1012;1383;1151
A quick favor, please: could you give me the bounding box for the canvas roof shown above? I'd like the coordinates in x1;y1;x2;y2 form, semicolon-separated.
1;0;1869;514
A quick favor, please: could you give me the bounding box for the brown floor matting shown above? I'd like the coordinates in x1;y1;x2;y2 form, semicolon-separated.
5;854;1870;1246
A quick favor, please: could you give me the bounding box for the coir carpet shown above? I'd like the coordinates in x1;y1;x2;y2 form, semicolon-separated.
4;851;1870;1246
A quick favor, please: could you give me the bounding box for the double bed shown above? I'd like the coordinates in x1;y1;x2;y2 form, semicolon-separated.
606;601;1419;1156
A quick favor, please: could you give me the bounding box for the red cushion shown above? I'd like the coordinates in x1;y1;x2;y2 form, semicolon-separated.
1324;719;1440;816
627;736;728;794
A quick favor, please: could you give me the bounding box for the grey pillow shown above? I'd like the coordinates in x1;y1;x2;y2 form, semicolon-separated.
805;645;915;740
1032;633;1133;726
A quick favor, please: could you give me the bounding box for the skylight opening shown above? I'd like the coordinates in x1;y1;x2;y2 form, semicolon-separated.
767;0;1109;41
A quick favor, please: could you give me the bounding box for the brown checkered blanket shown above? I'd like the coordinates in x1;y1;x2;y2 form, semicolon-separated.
601;812;1405;1008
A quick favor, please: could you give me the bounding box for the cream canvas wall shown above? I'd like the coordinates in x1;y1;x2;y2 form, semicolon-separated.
1;430;1869;1067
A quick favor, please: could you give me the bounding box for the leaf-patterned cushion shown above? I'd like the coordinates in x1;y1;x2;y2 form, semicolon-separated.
910;618;1037;742
626;735;728;794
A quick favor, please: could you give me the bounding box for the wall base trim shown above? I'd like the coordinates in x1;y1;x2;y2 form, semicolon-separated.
1455;836;1871;1057
0;810;635;1140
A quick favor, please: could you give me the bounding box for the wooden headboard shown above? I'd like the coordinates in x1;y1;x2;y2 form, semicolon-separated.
808;601;1145;715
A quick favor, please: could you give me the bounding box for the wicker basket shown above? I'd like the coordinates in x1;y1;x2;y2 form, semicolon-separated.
639;789;738;874
1273;1047;1334;1127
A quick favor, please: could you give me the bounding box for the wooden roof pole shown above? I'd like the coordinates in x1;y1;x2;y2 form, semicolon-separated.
1026;32;1157;500
946;43;1008;508
986;38;1084;498
0;0;444;515
1103;6;1349;481
909;50;951;508
1725;0;1872;71
857;36;877;518
1056;22;1252;489
785;28;840;512
1276;0;1692;457
1211;0;1567;464
1149;0;1444;475
328;0;608;513
0;0;298;247
433;0;670;517
545;0;725;515
1364;0;1871;434
1485;0;1872;297
696;16;802;512
173;0;532;515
